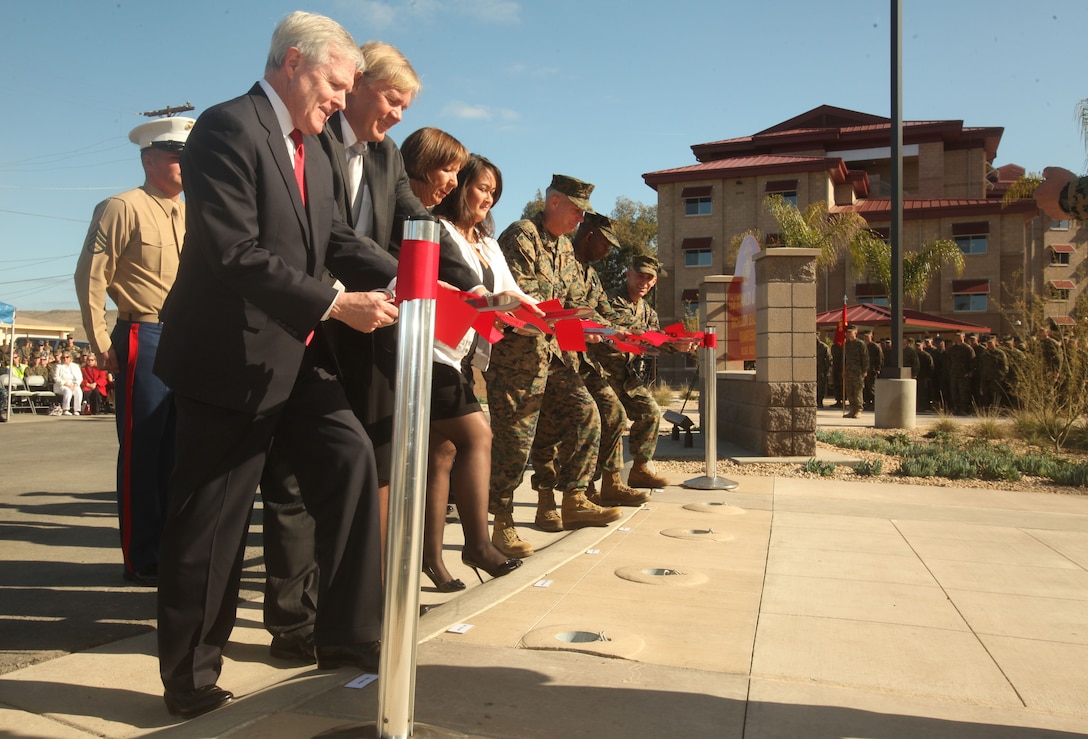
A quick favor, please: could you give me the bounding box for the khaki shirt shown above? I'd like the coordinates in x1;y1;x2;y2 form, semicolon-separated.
74;184;184;354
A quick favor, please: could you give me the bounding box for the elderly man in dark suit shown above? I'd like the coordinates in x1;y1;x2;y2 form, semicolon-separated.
153;12;399;720
257;40;481;663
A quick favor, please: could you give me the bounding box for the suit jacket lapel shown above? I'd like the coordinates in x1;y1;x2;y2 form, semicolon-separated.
249;85;310;240
367;141;392;245
326;115;353;225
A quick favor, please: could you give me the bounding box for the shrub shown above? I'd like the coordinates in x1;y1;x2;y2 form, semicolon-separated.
1048;461;1088;487
1016;453;1058;478
854;459;883;477
972;419;1005;441
650;381;674;407
899;457;938;477
802;458;837;476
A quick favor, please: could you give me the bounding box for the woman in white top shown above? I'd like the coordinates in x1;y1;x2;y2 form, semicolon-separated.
53;352;83;415
424;154;537;587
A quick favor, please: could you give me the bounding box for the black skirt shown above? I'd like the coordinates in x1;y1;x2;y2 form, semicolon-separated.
430;361;481;421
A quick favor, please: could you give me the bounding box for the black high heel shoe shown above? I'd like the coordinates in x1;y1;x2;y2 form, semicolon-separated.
461;554;522;583
422;564;466;592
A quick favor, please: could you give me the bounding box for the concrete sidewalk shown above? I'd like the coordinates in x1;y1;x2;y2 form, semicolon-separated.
1;411;1087;737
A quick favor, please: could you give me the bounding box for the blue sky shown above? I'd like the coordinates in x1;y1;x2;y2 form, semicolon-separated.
1;0;1085;310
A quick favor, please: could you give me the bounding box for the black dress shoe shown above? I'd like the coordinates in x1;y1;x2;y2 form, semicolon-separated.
164;685;233;719
269;632;316;663
315;641;380;672
122;568;158;587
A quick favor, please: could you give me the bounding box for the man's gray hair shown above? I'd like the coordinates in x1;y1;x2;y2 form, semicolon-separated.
265;11;364;75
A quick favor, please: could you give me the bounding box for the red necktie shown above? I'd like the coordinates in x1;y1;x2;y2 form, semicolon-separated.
289;128;306;207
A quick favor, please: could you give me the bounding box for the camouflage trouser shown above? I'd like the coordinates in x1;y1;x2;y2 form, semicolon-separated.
844;373;863;414
530;368;623;487
608;381;660;465
487;358;600;514
949;373;973;413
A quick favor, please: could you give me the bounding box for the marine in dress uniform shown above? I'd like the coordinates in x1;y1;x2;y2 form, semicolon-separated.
74;116;194;586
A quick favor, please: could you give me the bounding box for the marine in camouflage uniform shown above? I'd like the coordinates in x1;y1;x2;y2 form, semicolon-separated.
842;326;868;418
529;212;648;520
976;334;1008;408
861;329;883;409
816;335;832;406
587;255;692;490
946;331;976;415
916;338;934;411
485;175;621;558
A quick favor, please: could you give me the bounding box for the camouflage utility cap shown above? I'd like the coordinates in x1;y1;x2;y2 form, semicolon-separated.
631;254;667;277
550;174;594;212
583;211;620;249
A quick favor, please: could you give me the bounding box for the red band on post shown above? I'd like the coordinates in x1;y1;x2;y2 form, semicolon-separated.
704;334;718;348
397;238;440;301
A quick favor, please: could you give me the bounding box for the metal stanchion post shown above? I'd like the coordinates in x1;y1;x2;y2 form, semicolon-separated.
683;326;738;490
376;216;438;739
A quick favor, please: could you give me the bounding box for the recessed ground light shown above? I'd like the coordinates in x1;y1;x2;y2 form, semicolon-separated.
683;502;745;515
555;630;610;644
660;527;734;542
520;624;644;658
614;566;709;586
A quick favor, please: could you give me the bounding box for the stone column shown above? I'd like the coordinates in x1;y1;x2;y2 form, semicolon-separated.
752;247;820;456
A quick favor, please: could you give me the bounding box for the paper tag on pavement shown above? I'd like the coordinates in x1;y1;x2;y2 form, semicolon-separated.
446;623;474;634
345;674;378;689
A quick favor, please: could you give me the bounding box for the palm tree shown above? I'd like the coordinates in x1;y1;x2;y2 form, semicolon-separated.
762;194;885;269
764;194;964;306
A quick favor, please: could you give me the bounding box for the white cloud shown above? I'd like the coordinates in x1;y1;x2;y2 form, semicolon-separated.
455;0;521;24
336;0;520;29
441;102;520;124
442;102;494;120
336;0;398;30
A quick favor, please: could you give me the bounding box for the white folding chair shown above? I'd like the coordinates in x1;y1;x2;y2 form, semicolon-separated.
2;373;36;414
24;374;58;413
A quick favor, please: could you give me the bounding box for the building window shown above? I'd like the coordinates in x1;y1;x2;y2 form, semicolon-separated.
954;235;987;255
681;186;712;217
1050;244;1075;265
765;179;799;207
684;197;712;216
855;283;887;306
681;237;712;268
951;279;989;312
684;250;712;267
952;221;989;256
1049;279;1075;301
1051;219;1071;231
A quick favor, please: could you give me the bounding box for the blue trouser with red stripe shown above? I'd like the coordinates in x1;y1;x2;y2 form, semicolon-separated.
112;320;175;577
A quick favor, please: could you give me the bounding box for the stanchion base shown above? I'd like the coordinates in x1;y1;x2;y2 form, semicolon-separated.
315;721;476;738
682;475;739;490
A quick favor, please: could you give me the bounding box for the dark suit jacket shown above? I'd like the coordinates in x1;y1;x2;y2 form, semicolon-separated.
154;84;399;415
318;114;478;289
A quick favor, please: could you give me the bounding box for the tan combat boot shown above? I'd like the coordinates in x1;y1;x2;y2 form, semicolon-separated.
561;490;623;530
534;487;563;533
598;470;650;506
586;478;601;505
627;460;668;489
492;512;533;558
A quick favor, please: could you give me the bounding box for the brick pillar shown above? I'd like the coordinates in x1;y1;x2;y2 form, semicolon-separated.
753;248;820;455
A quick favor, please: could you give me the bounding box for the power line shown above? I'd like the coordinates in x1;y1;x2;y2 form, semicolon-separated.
0;208;90;223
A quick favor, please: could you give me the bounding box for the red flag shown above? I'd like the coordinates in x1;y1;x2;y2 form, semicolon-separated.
833;301;849;346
